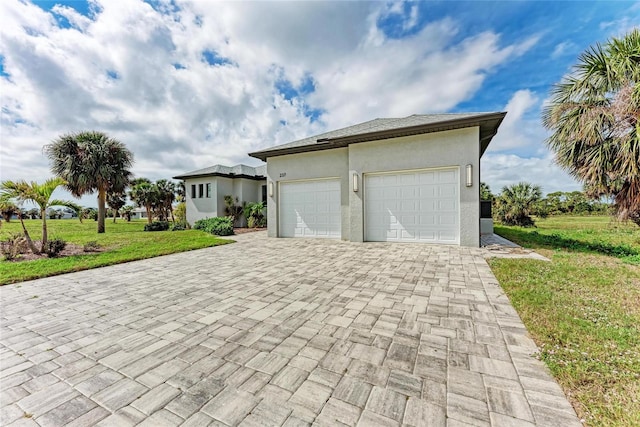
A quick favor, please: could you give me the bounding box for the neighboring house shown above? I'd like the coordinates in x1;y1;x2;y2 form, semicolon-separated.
130;207;148;220
249;112;506;247
173;164;267;225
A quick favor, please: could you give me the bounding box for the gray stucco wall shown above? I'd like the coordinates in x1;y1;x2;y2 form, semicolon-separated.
185;176;265;226
185;177;217;225
266;148;349;239
264;126;482;247
348;127;481;247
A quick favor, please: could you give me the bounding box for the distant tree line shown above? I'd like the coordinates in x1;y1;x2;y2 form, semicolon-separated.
482;182;611;227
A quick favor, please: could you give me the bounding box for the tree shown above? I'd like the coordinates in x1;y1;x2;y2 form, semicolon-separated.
0;178;76;253
107;191;127;223
121;205;134;222
0;194;19;223
543;29;640;224
480;182;494;201
494;182;542;227
129;180;158;224
155;179;176;222
45;131;133;233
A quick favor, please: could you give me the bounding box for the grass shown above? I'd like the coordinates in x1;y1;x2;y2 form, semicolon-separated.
489;215;640;426
0;219;232;285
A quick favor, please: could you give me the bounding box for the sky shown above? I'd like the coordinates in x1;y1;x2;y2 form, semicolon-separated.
1;0;638;207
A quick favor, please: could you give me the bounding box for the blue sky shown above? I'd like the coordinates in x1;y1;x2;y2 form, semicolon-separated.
1;0;638;206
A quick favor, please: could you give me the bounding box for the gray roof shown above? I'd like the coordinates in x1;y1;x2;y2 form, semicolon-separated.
249;112;506;161
173;164;266;180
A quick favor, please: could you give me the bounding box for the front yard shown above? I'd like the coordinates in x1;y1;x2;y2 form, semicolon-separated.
0;219;231;285
490;216;640;427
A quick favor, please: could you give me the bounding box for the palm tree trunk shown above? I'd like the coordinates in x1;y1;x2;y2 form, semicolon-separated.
113;209;117;223
19;213;39;254
40;208;48;252
146;205;152;224
97;188;106;233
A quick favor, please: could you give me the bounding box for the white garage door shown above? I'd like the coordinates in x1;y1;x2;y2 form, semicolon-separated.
365;168;459;244
279;179;341;238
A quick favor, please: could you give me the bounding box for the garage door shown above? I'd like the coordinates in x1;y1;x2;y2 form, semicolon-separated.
279;179;341;238
365;168;459;243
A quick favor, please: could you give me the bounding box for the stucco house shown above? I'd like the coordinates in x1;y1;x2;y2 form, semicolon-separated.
173;164;267;225
248;112;505;247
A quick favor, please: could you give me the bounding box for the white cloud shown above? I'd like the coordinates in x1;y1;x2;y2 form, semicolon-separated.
550;41;576;59
1;0;541;207
481;153;581;195
488;89;543;153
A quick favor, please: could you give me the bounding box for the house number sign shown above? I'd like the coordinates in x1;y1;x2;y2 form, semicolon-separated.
279;172;286;178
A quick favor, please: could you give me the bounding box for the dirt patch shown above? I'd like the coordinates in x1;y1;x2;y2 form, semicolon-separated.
2;241;103;262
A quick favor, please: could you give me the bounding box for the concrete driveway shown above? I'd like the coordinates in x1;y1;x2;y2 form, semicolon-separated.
0;232;581;426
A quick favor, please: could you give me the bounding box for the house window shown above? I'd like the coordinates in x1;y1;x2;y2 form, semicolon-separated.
206;183;211;198
261;185;267;203
191;184;196;199
198;184;204;198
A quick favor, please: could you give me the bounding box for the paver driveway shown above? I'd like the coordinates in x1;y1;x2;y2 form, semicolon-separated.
0;232;581;427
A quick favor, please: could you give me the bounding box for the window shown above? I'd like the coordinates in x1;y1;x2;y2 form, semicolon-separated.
198;184;204;198
262;185;267;203
191;184;196;199
206;183;211;198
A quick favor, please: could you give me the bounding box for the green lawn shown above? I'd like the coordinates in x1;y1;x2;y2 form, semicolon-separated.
489;216;640;427
0;219;232;285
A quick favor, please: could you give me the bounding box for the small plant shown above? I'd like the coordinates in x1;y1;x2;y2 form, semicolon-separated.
83;241;101;252
43;238;66;257
144;221;170;232
244;202;266;228
193;216;234;236
171;221;189;231
1;233;28;261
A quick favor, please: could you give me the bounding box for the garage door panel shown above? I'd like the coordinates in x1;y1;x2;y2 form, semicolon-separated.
365;168;459;244
280;179;341;238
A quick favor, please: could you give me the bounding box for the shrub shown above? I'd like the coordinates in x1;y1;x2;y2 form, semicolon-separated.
174;202;186;224
244;202;266;228
144;221;170;232
1;233;28;260
193;216;234;236
171;221;189;231
43;238;66;258
83;241;101;252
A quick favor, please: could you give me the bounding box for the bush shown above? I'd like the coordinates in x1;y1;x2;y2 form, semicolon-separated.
171;221;189;231
193;216;234;236
44;238;66;258
174;202;186;224
144;221;170;232
1;233;28;260
83;241;101;252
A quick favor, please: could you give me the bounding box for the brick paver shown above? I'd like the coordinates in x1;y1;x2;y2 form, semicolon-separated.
0;232;581;426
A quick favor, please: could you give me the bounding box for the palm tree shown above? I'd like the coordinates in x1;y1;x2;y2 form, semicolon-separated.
155;179;176;222
494;182;542;227
0;194;19;223
107;191;127;223
0;178;76;253
543;29;640;223
129;180;158;224
45;131;134;233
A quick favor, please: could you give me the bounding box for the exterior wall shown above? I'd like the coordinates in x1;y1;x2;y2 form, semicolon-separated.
349;127;481;247
266;148;349;239
183;176;266;226
185;177;217;225
265;127;482;247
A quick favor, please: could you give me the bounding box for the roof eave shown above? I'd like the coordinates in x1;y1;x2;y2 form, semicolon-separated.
172;172;266;181
249;112;507;161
